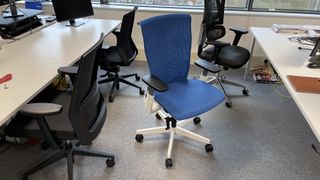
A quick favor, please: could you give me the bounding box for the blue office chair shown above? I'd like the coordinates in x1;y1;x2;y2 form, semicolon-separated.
135;14;225;168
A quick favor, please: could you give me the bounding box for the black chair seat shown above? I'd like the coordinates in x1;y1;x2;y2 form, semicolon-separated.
200;47;215;61
216;45;250;69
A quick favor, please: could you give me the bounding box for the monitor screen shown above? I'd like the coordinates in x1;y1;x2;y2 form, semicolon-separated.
51;0;94;27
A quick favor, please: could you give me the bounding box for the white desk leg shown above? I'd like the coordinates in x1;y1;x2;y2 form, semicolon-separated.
244;37;256;79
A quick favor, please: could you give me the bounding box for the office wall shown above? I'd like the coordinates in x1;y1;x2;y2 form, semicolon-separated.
41;4;320;64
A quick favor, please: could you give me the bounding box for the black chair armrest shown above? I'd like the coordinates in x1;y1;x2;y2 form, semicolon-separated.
229;27;248;34
206;40;230;48
58;66;78;75
19;103;62;116
142;75;168;92
229;27;248;45
195;59;221;74
112;27;120;37
19;103;62;149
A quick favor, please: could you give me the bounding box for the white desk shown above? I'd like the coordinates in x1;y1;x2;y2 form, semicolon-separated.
246;27;320;141
0;19;121;125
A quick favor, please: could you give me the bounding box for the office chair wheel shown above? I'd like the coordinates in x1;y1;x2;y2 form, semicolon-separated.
135;134;144;143
165;158;173;168
135;75;141;81
139;89;145;95
106;158;115;167
242;89;249;96
155;113;161;120
193;117;201;124
205;144;214;152
225;101;232;108
109;96;114;103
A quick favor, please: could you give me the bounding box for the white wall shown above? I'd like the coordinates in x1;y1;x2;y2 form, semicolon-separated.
40;3;320;64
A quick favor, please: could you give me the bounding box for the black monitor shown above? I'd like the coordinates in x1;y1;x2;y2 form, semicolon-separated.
309;37;320;63
51;0;94;27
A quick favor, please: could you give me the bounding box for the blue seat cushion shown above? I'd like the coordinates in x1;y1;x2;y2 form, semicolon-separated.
154;79;224;120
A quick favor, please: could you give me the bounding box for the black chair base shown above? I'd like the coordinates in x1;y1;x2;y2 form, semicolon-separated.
22;142;115;180
208;72;249;108
99;72;144;102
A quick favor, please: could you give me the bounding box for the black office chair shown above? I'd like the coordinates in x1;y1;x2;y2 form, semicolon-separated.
4;33;115;180
197;0;250;108
97;6;144;103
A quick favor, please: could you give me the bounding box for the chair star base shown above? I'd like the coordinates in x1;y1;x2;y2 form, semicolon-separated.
22;142;115;180
135;111;213;168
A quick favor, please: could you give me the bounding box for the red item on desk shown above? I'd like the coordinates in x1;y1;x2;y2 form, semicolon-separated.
0;73;12;84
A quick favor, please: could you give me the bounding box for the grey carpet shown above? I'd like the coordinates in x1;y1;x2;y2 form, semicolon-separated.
1;61;320;180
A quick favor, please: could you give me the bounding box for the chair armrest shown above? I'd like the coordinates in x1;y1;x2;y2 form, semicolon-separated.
20;103;62;116
112;27;120;37
57;66;78;75
229;27;248;45
229;27;248;34
19;103;62;149
195;59;221;74
206;40;230;49
142;75;168;92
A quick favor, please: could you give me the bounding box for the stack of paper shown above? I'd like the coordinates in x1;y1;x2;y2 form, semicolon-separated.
271;24;305;34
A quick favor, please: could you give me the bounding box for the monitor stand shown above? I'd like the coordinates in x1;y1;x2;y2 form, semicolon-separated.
3;0;24;18
66;19;85;27
307;55;320;69
309;55;320;64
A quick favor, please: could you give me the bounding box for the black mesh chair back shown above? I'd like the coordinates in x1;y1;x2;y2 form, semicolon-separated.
116;6;138;65
69;33;106;145
198;0;226;60
203;0;225;41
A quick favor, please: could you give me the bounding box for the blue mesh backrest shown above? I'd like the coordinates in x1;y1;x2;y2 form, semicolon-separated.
140;14;191;84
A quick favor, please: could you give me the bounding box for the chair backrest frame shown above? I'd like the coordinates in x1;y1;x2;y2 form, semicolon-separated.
117;6;138;65
69;33;106;145
140;14;191;84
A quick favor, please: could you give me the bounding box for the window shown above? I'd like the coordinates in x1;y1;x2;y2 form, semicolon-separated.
252;0;320;11
106;0;247;8
97;0;320;14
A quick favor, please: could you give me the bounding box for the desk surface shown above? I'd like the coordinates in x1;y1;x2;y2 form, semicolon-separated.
251;27;320;141
0;19;121;124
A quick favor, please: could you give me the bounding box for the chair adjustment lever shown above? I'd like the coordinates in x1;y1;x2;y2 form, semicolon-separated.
165;117;176;130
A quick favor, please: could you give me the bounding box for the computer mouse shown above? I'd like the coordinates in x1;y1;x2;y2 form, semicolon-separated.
307;63;320;69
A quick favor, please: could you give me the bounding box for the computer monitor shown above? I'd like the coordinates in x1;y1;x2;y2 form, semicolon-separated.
51;0;94;27
309;37;320;64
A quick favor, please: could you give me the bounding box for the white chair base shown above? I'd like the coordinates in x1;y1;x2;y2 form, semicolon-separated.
135;110;213;168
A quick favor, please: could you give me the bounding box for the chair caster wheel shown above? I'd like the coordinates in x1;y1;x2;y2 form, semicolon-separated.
155;113;161;120
135;75;140;81
135;134;144;142
193;117;201;124
106;158;115;167
165;158;173;168
225;101;232;108
242;89;249;96
109;96;114;103
205;144;213;152
139;89;145;95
